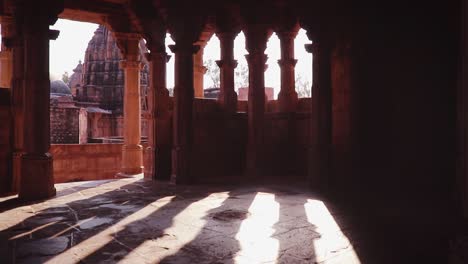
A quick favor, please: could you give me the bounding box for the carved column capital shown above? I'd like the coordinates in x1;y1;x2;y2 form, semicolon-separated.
194;65;207;74
305;43;315;54
113;32;142;60
216;59;238;69
245;54;268;66
278;58;298;67
277;30;299;41
244;24;272;54
216;31;238;42
169;44;200;55
0;16;15;45
145;51;171;63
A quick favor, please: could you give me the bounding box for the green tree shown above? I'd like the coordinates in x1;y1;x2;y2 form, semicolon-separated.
235;62;249;89
295;73;311;98
205;59;220;88
62;71;70;84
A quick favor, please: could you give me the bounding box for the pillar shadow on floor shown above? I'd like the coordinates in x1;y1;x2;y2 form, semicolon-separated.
0;179;221;263
158;188;257;263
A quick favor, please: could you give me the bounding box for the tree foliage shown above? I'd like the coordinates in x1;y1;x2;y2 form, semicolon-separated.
62;71;70;84
205;59;220;88
235;62;249;89
296;74;312;98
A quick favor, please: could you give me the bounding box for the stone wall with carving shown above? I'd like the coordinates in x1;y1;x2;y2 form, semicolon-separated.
50;105;80;144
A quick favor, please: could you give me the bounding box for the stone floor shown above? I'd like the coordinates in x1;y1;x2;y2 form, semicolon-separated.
0;177;466;264
0;177;363;263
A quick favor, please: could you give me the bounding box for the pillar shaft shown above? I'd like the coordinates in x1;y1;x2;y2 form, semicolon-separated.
19;12;59;200
10;24;24;193
169;43;199;184
146;50;172;180
217;32;238;112
193;46;206;98
306;41;332;190
115;34;143;175
277;31;298;112
245;26;270;177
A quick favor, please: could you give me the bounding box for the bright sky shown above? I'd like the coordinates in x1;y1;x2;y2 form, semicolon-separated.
50;19;312;98
50;19;99;80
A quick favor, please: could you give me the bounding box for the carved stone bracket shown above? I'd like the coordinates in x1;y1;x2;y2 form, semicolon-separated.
113;32;142;59
278;58;298;67
216;59;238;69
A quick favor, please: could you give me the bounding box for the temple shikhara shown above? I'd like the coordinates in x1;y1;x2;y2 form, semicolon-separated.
0;0;467;263
50;25;150;145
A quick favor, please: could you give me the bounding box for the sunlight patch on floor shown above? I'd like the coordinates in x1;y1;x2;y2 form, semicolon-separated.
305;199;361;263
121;192;230;262
234;192;280;263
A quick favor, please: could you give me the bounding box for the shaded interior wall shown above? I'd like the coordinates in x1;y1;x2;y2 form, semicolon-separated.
334;1;459;203
191;99;247;182
0;88;12;194
50;106;80;144
263;113;311;179
190;98;311;182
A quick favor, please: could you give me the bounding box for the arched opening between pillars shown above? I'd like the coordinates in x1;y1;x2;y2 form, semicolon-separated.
47;19;152;183
265;32;280;100
295;28;312;99
203;34;220;98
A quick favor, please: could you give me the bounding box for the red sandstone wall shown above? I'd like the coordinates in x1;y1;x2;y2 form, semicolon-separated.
51;143;122;183
51;143;149;183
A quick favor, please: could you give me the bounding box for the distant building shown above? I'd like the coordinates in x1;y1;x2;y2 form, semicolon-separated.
51;25;150;144
237;87;274;101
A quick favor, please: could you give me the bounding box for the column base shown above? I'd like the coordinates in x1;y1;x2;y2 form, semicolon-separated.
12;152;23;193
172;145;192;184
155;145;172;181
308;145;330;191
121;144;144;175
19;153;55;201
143;146;154;180
219;91;238;113
277;91;299;112
246;144;264;178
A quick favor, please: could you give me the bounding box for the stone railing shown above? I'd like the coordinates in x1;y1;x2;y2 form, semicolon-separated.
51;143;121;183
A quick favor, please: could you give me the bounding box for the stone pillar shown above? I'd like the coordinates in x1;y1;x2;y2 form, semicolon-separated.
193;45;206;98
216;32;238;113
169;42;199;184
305;39;332;190
277;30;299;112
115;33;144;175
145;41;172;181
9;20;24;193
244;25;270;177
0;16;13;89
19;10;61;200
